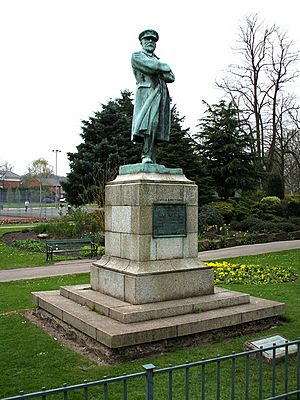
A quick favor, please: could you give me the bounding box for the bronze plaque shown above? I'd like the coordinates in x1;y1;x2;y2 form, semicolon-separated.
153;203;187;238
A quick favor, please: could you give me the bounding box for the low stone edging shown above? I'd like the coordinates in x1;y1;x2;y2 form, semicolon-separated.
198;230;300;251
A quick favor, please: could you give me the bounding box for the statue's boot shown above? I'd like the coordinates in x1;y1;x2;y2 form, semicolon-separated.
141;156;153;164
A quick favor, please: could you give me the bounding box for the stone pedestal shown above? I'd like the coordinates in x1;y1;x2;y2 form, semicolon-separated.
91;165;214;304
32;164;285;354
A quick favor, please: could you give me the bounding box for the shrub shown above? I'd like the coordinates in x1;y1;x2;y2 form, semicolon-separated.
80;244;105;258
33;223;48;234
266;173;284;199
239;232;258;245
249;221;281;233
198;238;220;250
209;201;235;221
12;239;45;253
232;204;252;222
89;209;105;232
255;196;283;219
260;214;285;223
66;208;99;236
198;205;224;234
81;230;105;245
43;221;77;238
33;209;104;243
288;217;300;226
276;222;300;232
280;200;289;219
284;194;300;202
232;217;262;232
260;196;281;207
286;199;300;217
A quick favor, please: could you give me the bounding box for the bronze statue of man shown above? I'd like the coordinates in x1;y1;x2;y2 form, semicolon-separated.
131;29;175;164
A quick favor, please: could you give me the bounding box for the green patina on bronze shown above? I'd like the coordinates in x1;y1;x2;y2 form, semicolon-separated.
131;29;175;164
119;163;183;175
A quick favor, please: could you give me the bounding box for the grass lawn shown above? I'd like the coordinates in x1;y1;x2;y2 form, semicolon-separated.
0;227;70;270
0;250;299;399
218;249;300;339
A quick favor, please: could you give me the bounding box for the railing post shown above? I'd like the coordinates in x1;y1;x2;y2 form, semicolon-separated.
143;363;156;400
284;340;289;395
41;386;46;400
19;391;25;400
83;379;88;400
168;364;173;400
297;339;300;400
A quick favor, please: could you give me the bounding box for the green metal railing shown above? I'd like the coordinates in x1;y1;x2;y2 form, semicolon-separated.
2;339;299;400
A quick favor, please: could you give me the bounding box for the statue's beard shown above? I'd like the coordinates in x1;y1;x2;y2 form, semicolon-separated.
143;44;155;53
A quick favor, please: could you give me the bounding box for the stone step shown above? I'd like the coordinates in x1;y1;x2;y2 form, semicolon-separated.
59;285;250;323
32;290;284;349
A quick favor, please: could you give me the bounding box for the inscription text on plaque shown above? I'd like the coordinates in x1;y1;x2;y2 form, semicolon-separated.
153;203;187;238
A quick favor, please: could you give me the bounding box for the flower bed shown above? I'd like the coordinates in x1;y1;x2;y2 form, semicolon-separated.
12;239;45;252
204;261;297;285
0;217;47;225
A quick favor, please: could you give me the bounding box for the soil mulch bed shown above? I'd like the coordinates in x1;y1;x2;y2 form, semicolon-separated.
26;309;281;364
0;231;45;246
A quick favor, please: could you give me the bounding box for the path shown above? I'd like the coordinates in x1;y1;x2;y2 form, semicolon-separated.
0;240;299;282
0;259;92;282
198;239;300;260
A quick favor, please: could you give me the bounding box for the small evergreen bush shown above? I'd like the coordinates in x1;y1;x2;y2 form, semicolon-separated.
232;217;262;232
232;204;252;222
198;205;224;234
260;196;281;207
209;201;235;222
249;221;281;233
266;173;284;199
256;196;283;218
286;199;300;217
276;222;300;232
288;217;300;226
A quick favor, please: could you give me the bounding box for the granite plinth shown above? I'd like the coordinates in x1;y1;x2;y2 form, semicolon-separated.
91;256;214;304
97;171;210;303
104;172;198;262
32;289;285;349
59;285;250;323
32;168;286;352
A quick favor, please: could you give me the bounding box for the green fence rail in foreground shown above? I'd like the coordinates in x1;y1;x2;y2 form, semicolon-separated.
2;339;300;400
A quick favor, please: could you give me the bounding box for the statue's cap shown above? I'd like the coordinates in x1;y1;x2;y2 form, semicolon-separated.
139;29;159;42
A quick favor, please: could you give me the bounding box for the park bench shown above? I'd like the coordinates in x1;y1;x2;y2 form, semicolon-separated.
45;238;98;261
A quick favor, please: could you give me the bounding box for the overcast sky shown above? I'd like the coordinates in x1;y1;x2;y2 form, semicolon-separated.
1;0;300;176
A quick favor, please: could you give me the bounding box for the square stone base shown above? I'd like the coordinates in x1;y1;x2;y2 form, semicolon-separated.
32;286;285;350
104;170;199;262
91;256;214;304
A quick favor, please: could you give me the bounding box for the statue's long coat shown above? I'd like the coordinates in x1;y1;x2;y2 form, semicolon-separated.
131;51;175;143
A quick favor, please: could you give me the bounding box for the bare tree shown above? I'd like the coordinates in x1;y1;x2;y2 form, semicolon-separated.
0;161;13;174
266;30;300;172
271;95;300;187
0;161;13;189
281;128;300;194
78;161;118;231
217;14;300;179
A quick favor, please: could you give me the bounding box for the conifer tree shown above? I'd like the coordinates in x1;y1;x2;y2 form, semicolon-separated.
196;100;259;199
63;91;141;205
157;106;213;203
63;92;211;205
